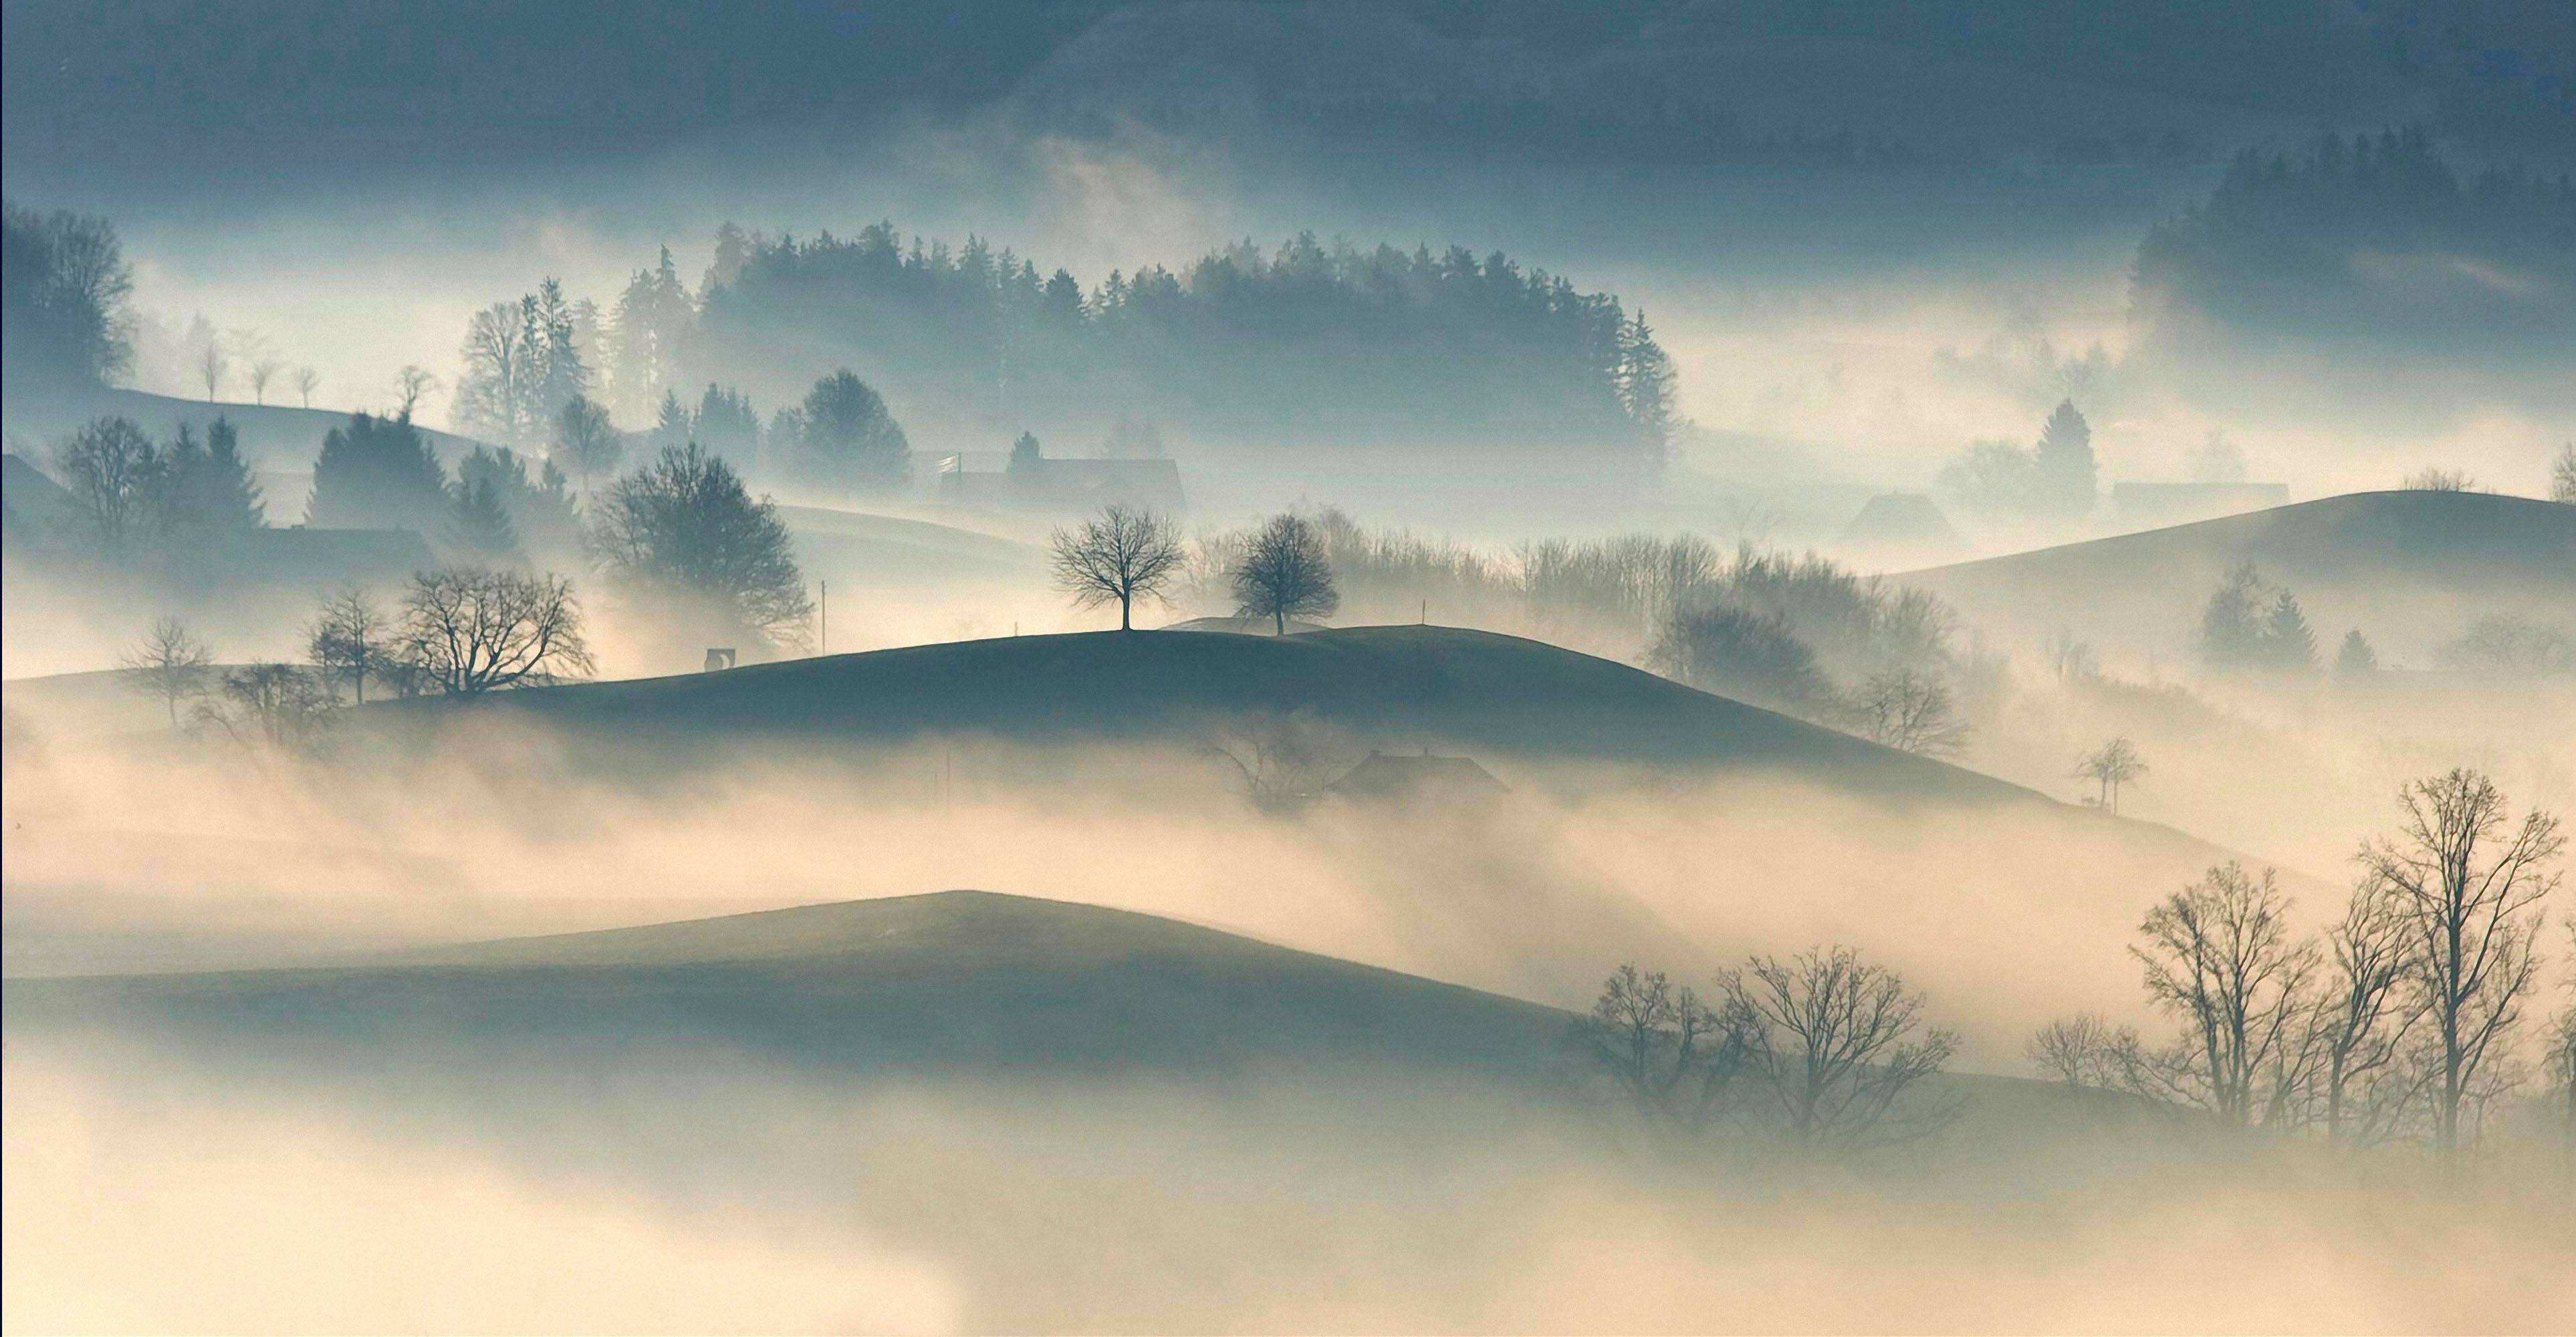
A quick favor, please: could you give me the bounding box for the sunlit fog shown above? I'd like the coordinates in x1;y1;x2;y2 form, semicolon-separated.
6;3;2575;1332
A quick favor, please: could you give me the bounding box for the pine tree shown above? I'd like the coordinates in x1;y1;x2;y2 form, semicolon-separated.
1617;310;1679;461
308;412;448;531
2032;399;2099;517
446;474;518;557
2262;590;2318;671
2335;630;2378;677
654;388;693;451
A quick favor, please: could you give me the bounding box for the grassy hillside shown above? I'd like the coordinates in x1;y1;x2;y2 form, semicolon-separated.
773;503;1044;588
3;890;1572;1082
1901;491;2576;660
0;384;492;475
367;623;2022;803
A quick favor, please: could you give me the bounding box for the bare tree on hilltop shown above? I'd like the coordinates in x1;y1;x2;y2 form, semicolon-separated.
1230;513;1338;634
396;568;594;695
1052;505;1185;631
121;615;215;729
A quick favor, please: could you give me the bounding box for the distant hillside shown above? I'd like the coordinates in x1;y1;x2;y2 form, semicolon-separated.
366;623;2021;803
0;384;492;477
3;890;1572;1082
773;504;1044;588
1902;491;2576;661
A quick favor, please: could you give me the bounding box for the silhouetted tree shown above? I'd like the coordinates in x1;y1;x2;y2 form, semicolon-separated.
122;615;214;729
51;416;163;553
1008;430;1043;473
588;442;813;650
2314;875;2424;1145
1645;602;1829;715
306;586;391;704
396;567;594;695
1618;309;1680;459
1052;505;1185;631
2262;590;2318;671
292;365;320;408
2403;467;2476;492
2440;615;2576;675
447;474;518;557
164;417;264;537
1230;513;1338;634
2075;737;2147;812
1;203;135;389
552;395;622;494
1718;946;1960;1150
456;281;588;446
786;369;909;492
307;412;447;531
1578;965;1742;1136
2335;630;2379;678
2553;444;2576;504
693;384;759;466
2030;398;2097;516
2359;769;2563;1162
2131;863;2318;1127
394;365;439;418
2198;562;2270;669
195;662;336;751
1838;666;1970;756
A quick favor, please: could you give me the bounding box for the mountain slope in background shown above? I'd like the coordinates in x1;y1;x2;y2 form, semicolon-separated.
1902;491;2576;661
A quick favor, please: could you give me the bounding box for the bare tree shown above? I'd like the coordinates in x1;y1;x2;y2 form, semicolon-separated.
2547;923;2576;1157
121;615;215;729
196;338;229;401
2359;769;2564;1161
1839;666;1970;756
2552;443;2576;505
554;395;622;494
235;330;280;405
2024;1012;2135;1102
1052;505;1185;631
1577;965;1743;1136
2075;737;2147;813
52;416;163;552
306;586;392;704
1230;513;1339;634
2402;467;2476;492
292;365;320;408
1206;707;1347;813
394;365;439;418
1718;946;1960;1150
2313;875;2427;1145
195;662;336;751
2131;863;2318;1127
396;568;594;695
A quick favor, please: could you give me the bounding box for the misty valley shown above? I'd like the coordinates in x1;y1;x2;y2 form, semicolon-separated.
5;3;2576;1333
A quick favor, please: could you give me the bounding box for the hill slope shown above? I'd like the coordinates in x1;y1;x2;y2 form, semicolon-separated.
1901;491;2576;660
370;623;2024;804
3;890;1572;1081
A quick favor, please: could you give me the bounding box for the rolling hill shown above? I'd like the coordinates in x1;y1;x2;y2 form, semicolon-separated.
365;623;2024;803
1901;491;2576;661
2;890;1572;1082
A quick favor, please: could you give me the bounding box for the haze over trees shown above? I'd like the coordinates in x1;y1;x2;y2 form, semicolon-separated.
687;225;1675;460
1;202;134;392
50;416;263;560
454;279;590;448
120;614;213;729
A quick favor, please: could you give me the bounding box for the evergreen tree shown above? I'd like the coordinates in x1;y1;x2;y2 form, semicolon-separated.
605;247;693;423
653;388;693;451
2262;590;2318;671
456;445;578;554
1617;309;1679;460
446;474;518;557
1009;431;1042;473
2335;630;2379;677
2031;399;2099;517
308;412;449;531
694;384;759;466
163;416;265;536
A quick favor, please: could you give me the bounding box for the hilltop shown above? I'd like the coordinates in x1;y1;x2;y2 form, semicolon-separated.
3;890;1572;1082
1902;491;2576;660
369;623;2017;803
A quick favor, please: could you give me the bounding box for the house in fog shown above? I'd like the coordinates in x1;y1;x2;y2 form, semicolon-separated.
934;441;1185;516
1325;750;1507;805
